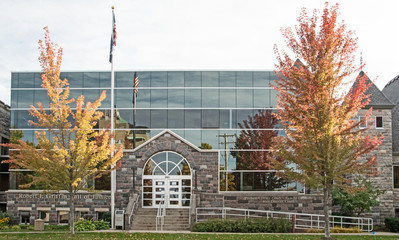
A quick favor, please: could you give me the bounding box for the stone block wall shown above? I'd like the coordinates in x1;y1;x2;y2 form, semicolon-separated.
357;108;394;224
115;131;219;211
6;191;110;224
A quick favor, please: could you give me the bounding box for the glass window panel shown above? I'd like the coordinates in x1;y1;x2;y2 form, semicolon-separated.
180;161;191;175
83;72;100;88
184;130;201;147
169;164;181;175
143;200;152;206
270;89;278;108
168;89;184;108
218;130;237;150
202;89;218;108
202;109;219;128
376;116;383;128
18;73;35;88
59;211;69;224
34;89;49;108
237;72;253;87
115;89;133;108
184;71;201;87
168;152;183;164
151;89;167;108
143;179;152;186
115;72;132;87
95;172;110;190
135;110;150;128
185;89;201;108
70;89;82;108
219;71;236;87
185;110;201;128
168;110;184;128
151;72;167;87
11;90;18;109
269;72;279;88
254;71;270;87
10;110;19;129
100;72;111;88
202;72;219;87
17;90;34;108
17;111;34;129
219;109;235;129
11;73;19;88
151;152;166;164
182;179;191;186
118;110;133;126
219;89;236;108
135;89;150;108
168;72;184;87
67;72;83;88
394;166;399;188
254;89;270;108
34;73;42;88
237;89;253;108
151;110;167;128
182;200;190;206
150;130;162;138
136;72;150;87
99;89;111;108
235;110;254;128
201;130;218;149
83;89;100;104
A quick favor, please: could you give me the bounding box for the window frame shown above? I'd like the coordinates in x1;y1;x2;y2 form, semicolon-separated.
359;116;367;129
375;116;383;129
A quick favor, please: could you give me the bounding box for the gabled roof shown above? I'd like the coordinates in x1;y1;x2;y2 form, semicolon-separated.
353;71;395;109
127;129;217;153
382;74;399;105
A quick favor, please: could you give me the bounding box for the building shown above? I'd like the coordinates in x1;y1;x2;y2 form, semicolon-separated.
5;70;398;227
0;100;10;212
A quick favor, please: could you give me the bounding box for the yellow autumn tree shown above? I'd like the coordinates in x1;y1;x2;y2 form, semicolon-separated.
5;27;123;235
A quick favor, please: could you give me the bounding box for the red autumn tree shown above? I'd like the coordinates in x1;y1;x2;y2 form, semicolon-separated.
272;3;382;238
234;109;286;190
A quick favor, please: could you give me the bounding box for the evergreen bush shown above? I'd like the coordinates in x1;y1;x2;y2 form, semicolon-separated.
192;218;292;233
385;217;399;232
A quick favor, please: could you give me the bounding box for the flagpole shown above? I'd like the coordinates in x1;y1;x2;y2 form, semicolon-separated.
110;6;116;230
133;73;137;149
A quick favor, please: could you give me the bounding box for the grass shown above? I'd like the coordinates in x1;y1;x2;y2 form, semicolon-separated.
0;232;397;240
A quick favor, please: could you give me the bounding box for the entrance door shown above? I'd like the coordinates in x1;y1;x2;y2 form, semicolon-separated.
142;152;192;208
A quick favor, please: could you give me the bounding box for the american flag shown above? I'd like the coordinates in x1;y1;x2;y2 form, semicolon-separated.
109;8;117;63
134;72;139;94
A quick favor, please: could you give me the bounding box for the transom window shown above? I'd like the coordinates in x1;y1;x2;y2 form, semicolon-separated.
144;152;191;176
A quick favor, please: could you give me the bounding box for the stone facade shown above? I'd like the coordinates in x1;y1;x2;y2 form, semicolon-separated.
357;108;394;224
6;191;110;224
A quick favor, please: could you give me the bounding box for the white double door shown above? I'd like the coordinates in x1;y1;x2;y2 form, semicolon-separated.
151;177;191;208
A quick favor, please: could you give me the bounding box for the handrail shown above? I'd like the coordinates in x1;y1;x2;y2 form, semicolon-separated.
128;194;140;225
196;207;373;232
156;197;166;231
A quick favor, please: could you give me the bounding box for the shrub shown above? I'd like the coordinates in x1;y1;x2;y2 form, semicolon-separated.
192;218;292;233
11;225;21;231
74;219;95;231
385;217;399;232
27;225;34;231
0;212;11;226
44;224;70;231
1;226;9;231
94;220;110;230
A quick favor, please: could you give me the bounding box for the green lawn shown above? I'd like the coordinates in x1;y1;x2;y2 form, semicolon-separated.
0;232;397;240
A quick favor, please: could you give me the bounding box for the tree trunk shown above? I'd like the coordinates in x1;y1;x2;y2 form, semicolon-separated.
69;191;75;235
324;187;330;238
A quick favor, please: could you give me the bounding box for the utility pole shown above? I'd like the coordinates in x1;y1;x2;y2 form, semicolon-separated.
218;133;235;191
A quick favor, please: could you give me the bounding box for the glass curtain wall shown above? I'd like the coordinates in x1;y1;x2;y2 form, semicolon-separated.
10;71;301;192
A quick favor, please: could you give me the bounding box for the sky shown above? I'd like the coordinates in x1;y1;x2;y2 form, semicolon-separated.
0;0;398;106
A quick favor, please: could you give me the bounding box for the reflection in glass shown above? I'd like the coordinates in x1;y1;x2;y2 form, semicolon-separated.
237;89;253;108
115;89;133;108
18;73;35;88
185;89;201;108
202;72;219;87
115;72;132;87
219;89;236;108
151;72;167;87
237;72;253;87
67;72;83;88
100;72;111;88
219;71;236;87
185;110;201;128
34;90;49;108
202;110;219;128
151;110;167;128
202;89;218;108
253;71;269;87
184;72;201;87
83;72;100;88
18;90;33;108
168;89;184;108
168;72;184;87
150;90;167;108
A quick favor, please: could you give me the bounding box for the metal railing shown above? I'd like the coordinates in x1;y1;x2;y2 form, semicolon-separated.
196;207;373;232
128;194;141;225
156;197;166;231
